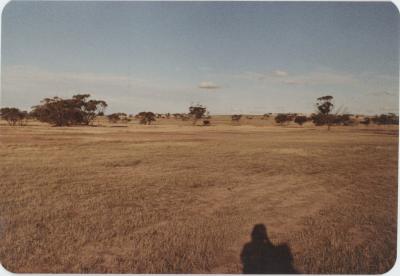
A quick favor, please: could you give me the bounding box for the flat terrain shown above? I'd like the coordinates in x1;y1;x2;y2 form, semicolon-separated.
0;118;398;273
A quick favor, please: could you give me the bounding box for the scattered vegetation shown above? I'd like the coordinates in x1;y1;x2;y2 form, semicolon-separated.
2;93;398;129
371;113;399;125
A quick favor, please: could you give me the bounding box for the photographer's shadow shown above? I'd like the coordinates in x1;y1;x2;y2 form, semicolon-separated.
240;224;298;274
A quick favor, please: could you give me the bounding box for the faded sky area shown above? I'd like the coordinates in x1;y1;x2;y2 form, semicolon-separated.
1;1;399;114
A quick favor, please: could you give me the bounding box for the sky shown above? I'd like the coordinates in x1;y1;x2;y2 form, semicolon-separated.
1;1;399;115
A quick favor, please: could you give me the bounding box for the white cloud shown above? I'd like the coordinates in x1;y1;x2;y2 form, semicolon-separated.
198;81;221;89
273;70;288;77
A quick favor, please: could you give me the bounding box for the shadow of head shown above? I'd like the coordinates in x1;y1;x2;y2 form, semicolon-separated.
251;223;268;242
241;224;298;274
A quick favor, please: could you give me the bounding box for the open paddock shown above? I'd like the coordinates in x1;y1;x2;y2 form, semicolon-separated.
0;119;397;273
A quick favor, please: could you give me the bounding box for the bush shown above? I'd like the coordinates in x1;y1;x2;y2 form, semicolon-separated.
294;116;308;126
136;112;156;125
274;113;293;126
311;113;334;126
231;114;242;123
334;114;355;126
0;107;28;126
107;113;129;123
360;117;371;126
261;113;272;120
203;120;210;126
311;113;356;127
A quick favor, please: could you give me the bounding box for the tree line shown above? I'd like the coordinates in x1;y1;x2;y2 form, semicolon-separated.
233;95;398;128
0;94;398;127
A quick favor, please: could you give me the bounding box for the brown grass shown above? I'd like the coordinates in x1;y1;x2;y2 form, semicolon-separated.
0;117;397;273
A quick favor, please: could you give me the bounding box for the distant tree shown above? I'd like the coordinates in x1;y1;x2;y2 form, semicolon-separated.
333;114;355;126
107;113;129;123
203;120;211;126
0;107;28;126
107;113;120;123
274;113;293;126
232;114;242;124
312;95;334;130
31;94;107;126
261;113;272;120
360;117;371;126
371;113;399;125
316;96;334;114
311;113;333;127
121;116;132;123
137;112;156;125
189;105;207;125
294;116;308;126
70;94;108;125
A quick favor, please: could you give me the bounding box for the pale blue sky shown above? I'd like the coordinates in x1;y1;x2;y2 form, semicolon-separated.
1;1;399;114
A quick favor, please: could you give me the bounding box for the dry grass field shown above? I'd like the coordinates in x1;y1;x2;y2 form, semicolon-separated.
0;116;398;273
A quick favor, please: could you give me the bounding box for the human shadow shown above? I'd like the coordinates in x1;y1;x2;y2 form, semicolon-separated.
240;224;298;274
